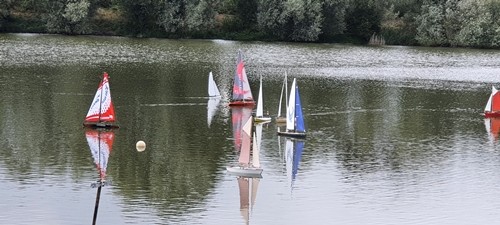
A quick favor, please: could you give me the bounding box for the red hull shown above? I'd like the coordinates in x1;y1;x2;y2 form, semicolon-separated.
229;100;255;107
485;111;500;118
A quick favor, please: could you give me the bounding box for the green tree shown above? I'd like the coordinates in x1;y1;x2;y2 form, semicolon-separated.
120;0;161;36
415;1;446;46
345;0;385;42
157;0;219;36
257;0;324;42
235;0;258;31
257;0;288;39
0;0;13;29
319;0;350;42
43;0;95;34
284;0;324;41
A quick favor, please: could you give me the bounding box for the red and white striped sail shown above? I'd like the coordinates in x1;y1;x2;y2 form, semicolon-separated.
85;72;116;124
85;129;115;180
229;50;255;106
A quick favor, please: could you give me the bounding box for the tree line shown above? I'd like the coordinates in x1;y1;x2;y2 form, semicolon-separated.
1;0;500;48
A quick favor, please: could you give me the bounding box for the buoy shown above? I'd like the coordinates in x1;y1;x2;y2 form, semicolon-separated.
136;141;146;152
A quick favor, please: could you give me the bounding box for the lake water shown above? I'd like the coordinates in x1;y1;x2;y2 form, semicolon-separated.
1;33;500;225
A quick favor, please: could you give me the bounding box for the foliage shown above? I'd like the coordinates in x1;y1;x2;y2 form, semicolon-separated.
415;0;500;48
4;0;500;48
415;2;446;46
42;0;94;34
157;0;219;37
345;0;385;42
257;0;325;42
319;0;350;42
256;0;287;39
0;0;13;29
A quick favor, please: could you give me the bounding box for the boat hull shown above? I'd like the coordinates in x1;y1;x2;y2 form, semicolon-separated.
226;166;263;178
275;117;286;123
229;100;255;107
485;111;500;118
83;122;120;129
254;117;272;123
277;131;306;139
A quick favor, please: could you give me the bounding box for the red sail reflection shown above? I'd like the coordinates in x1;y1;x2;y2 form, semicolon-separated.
85;129;115;181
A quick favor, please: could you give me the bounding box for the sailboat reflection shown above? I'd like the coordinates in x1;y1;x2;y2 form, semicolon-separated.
85;128;115;225
485;118;500;143
236;176;260;225
227;106;263;177
207;96;221;128
229;109;265;224
284;137;305;189
230;106;253;153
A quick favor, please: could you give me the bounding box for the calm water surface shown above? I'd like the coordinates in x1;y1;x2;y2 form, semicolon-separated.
2;33;500;225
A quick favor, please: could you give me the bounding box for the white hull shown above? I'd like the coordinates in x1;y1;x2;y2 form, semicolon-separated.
227;166;263;178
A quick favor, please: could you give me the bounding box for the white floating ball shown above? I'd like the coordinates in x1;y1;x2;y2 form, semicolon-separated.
136;141;146;152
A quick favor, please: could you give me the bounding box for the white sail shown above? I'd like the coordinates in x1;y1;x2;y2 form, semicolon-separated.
277;72;288;117
485;86;498;112
277;79;285;117
243;116;253;136
256;75;264;117
252;131;260;168
208;71;221;97
286;78;297;131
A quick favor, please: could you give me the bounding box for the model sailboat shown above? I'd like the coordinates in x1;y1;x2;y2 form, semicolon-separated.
254;75;271;123
277;78;306;138
229;50;255;107
227;115;263;177
276;73;288;124
84;72;119;128
484;86;500;117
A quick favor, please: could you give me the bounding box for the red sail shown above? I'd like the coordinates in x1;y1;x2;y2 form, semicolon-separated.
85;72;116;123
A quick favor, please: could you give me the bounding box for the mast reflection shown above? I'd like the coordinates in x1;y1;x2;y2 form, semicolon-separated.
85;128;115;225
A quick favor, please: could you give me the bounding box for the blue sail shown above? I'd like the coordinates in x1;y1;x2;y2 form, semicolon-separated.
295;84;306;133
